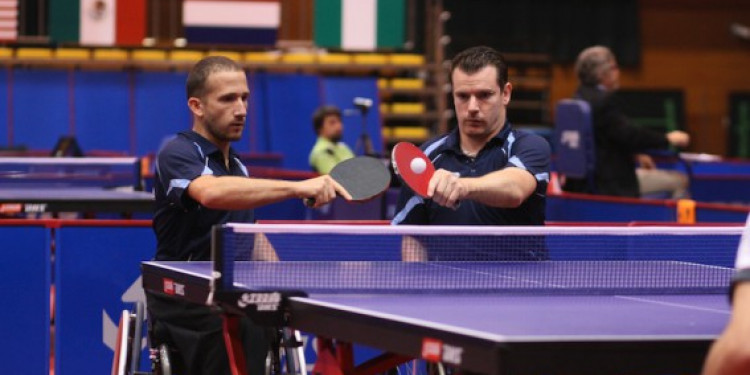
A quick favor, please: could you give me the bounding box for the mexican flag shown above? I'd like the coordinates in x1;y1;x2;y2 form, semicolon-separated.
314;0;405;51
48;0;146;46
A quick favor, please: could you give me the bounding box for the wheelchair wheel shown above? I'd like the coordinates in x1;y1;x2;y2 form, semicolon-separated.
112;302;151;375
157;343;172;375
112;310;133;375
129;302;145;373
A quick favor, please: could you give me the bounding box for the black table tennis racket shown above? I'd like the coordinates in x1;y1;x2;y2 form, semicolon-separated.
305;156;391;206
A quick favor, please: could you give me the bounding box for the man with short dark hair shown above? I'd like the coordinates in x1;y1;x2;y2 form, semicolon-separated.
309;105;354;174
392;45;550;226
391;46;550;261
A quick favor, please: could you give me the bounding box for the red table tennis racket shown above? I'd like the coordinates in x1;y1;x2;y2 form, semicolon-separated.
391;142;435;198
305;156;391;206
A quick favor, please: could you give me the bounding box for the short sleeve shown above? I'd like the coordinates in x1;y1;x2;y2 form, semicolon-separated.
735;214;750;270
509;133;550;174
156;141;207;210
508;132;551;194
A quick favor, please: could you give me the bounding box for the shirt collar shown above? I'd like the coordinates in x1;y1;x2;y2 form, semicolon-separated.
181;130;239;159
442;120;513;154
317;137;339;147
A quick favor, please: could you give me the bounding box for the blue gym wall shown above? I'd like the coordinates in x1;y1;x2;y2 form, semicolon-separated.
75;71;131;152
133;71;192;156
0;224;51;375
13;69;70;150
1;68;382;171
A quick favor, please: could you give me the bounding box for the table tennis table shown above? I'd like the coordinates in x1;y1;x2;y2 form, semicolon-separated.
0;187;154;214
142;259;732;375
0;157;153;215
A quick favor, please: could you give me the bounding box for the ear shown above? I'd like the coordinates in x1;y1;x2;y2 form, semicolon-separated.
502;82;513;105
187;97;203;117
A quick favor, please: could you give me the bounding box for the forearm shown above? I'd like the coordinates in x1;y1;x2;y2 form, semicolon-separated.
188;175;302;210
401;236;427;262
702;283;750;375
601;111;670;151
463;168;536;208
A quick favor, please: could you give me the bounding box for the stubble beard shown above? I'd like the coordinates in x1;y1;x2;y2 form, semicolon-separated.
205;117;243;144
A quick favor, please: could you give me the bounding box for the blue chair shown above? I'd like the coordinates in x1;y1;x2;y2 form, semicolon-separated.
554;99;596;193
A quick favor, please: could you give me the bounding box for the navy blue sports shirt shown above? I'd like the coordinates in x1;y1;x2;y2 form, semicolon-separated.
391;122;550;226
152;131;254;261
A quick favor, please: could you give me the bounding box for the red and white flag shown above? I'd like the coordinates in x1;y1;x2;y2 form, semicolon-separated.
78;0;145;46
183;0;280;46
0;0;18;41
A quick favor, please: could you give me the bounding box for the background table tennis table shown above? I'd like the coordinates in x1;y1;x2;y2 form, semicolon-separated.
142;260;732;375
0;157;153;215
0;187;153;214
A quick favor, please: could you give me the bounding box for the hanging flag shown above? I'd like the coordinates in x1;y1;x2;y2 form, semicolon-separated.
0;0;18;41
314;0;405;51
116;0;146;45
80;0;116;45
49;0;80;44
183;0;280;46
48;0;146;46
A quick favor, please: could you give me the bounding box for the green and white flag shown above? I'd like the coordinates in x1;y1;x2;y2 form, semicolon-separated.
314;0;405;51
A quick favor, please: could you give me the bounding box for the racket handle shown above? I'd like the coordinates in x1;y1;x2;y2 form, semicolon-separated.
303;198;315;207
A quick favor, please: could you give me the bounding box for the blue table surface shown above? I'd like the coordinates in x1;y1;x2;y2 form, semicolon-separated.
147;261;732;339
303;293;728;338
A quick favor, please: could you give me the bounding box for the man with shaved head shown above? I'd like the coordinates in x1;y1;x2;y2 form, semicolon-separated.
148;56;349;375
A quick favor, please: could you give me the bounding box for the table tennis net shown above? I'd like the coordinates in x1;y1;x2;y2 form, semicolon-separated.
212;224;744;295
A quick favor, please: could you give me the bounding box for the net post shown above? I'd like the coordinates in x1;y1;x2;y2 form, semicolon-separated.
211;224;233;292
210;223;305;326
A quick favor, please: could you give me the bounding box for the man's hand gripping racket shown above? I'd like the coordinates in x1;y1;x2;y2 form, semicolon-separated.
305;156;391;207
391;142;462;209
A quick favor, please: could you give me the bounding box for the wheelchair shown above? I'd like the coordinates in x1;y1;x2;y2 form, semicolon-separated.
112;302;307;375
111;301;172;375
